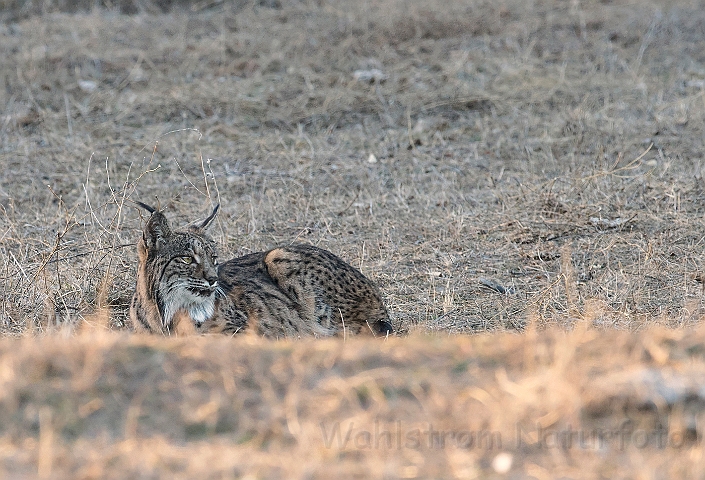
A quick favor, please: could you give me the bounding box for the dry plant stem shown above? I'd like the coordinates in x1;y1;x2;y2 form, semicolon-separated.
561;243;579;319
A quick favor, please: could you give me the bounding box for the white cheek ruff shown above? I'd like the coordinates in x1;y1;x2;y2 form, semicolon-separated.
189;300;215;325
160;282;216;327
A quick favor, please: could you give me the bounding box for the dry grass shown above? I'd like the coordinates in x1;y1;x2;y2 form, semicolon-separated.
2;0;705;476
1;327;705;478
4;0;705;335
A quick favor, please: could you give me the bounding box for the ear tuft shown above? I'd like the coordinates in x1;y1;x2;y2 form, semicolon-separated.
194;204;220;232
135;201;157;214
143;211;172;251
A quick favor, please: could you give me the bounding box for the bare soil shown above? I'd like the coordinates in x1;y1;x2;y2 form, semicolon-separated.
2;0;705;477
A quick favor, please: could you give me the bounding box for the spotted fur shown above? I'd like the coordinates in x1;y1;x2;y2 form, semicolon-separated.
130;204;393;338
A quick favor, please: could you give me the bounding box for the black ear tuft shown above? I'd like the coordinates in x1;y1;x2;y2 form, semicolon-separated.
195;204;220;231
143;211;172;251
135;201;156;214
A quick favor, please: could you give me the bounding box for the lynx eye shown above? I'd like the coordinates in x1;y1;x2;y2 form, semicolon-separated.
179;256;194;265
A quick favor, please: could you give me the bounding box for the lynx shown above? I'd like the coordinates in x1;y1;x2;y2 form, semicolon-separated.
130;202;393;338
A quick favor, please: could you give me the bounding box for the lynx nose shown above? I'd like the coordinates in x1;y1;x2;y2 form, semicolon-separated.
206;276;218;288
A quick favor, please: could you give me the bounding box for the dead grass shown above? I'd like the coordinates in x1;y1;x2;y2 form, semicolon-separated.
3;0;705;335
0;327;704;478
2;0;705;476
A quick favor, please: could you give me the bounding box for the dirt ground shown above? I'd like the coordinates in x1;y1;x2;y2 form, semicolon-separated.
2;0;705;477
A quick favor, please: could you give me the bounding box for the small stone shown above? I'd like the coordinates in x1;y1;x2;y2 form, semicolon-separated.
78;80;98;93
353;69;388;83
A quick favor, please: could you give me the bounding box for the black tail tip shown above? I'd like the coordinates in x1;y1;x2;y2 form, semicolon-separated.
375;320;394;335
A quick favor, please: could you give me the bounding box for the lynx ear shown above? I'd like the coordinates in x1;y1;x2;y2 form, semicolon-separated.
193;204;220;232
143;211;172;251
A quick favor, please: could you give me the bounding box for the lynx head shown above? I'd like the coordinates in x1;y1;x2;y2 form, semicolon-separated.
131;202;221;333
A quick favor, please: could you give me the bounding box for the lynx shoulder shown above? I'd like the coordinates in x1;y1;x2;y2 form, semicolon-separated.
130;203;393;338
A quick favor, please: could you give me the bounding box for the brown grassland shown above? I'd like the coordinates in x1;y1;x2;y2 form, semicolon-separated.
2;0;705;477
